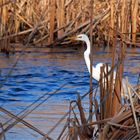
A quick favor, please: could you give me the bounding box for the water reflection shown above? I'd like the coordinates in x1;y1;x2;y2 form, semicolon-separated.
0;47;140;139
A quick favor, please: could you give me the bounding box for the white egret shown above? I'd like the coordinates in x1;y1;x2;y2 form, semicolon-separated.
71;34;128;100
74;34;113;81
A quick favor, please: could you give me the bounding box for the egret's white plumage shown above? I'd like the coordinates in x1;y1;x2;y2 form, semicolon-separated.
75;34;112;81
75;34;129;100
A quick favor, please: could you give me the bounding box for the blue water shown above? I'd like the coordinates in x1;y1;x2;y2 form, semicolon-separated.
0;47;140;139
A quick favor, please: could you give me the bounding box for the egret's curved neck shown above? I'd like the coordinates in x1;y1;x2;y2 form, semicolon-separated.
84;38;90;55
83;38;92;73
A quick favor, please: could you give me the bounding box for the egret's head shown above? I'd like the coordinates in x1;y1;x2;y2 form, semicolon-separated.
76;34;89;42
65;34;89;42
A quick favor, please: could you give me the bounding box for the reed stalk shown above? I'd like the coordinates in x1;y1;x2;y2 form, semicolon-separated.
131;0;138;44
49;0;56;44
89;0;94;124
57;0;65;38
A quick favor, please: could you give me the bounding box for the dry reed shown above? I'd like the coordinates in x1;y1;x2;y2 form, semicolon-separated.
0;0;140;53
59;67;140;139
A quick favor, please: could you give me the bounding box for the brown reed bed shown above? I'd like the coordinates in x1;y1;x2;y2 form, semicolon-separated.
0;0;140;53
56;81;140;140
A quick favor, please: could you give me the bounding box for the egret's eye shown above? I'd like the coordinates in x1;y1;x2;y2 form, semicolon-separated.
78;36;82;38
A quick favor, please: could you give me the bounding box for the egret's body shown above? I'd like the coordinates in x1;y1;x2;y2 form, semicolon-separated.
75;34;113;81
74;34;128;100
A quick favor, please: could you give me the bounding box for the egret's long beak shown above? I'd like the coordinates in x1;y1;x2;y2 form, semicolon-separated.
65;36;76;42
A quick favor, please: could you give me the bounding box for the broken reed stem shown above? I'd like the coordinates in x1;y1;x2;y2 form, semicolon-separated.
0;123;5;140
82;118;111;127
107;122;135;129
126;77;140;139
57;119;69;140
0;107;52;140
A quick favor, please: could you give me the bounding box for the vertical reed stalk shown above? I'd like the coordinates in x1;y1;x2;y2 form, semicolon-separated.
131;0;138;44
89;0;94;124
1;0;7;36
104;64;111;118
110;1;121;117
121;0;127;34
100;67;104;120
57;0;65;38
110;0;115;38
49;0;56;44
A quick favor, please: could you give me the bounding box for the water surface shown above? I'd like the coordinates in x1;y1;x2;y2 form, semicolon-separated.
0;47;139;139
